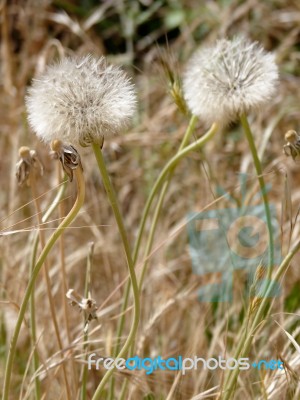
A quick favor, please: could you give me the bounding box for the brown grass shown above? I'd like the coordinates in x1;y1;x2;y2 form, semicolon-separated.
1;1;300;399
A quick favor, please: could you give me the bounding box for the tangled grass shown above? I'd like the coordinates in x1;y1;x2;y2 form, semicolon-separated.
1;1;300;399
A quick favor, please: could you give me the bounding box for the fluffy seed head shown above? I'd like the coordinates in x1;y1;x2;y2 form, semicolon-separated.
183;37;278;126
26;55;137;146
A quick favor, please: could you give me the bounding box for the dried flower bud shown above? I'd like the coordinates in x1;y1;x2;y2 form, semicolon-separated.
26;55;136;147
183;37;278;126
16;146;43;186
283;130;300;161
51;140;83;182
66;288;98;333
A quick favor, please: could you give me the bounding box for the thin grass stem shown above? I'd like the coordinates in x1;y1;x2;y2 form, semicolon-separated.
29;234;40;400
29;177;68;400
2;167;85;400
30;172;72;399
56;165;78;394
81;242;94;400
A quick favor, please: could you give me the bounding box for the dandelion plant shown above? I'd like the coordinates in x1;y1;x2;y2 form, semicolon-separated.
183;36;278;279
183;36;280;398
26;55;139;398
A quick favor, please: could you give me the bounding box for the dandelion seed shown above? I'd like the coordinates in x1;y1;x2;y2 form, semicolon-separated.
183;36;278;126
26;55;136;147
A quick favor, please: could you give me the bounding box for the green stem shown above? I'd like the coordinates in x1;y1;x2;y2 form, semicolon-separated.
240;114;274;279
134;115;199;265
221;114;276;399
30;235;40;400
136;123;218;267
113;115;198;364
119;121;219;400
91;144;140;399
222;238;300;400
2;168;85;400
109;115;197;400
138;118;215;291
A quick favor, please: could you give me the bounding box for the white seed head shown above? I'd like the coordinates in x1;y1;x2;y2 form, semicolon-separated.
183;37;278;126
26;55;137;146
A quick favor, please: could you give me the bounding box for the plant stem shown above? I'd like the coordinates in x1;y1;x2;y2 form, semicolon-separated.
110;115;197;400
56;165;78;394
138;117;215;291
221;114;278;399
134;115;199;265
113;115;198;368
221;238;300;400
81;242;94;400
91;144;140;399
240;114;274;280
2;167;85;400
119;121;218;400
29;234;40;400
30;172;72;400
29;177;67;400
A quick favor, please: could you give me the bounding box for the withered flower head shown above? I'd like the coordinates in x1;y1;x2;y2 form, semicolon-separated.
283;130;300;161
51;140;83;182
16;146;43;186
66;288;98;333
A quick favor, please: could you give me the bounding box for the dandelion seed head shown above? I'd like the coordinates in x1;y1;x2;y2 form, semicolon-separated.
26;55;137;146
183;37;278;126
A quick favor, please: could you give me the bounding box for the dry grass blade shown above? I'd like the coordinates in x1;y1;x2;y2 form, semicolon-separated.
1;1;300;399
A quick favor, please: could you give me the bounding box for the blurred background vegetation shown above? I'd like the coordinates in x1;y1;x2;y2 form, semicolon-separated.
1;0;300;399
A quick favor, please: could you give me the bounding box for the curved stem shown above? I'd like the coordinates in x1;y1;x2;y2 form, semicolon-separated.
138;119;216;291
113;115;199;365
134;123;219;271
119;122;219;400
91;144;140;400
133;115;199;265
2;167;85;400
